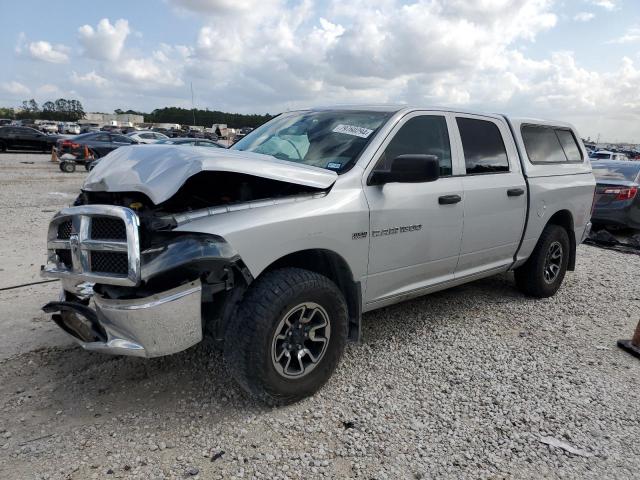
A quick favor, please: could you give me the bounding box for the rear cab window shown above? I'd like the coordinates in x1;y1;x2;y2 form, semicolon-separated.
521;125;583;164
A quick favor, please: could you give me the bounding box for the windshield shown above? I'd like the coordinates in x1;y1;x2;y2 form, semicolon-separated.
231;110;392;172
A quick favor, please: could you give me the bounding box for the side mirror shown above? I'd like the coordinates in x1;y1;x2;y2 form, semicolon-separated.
369;154;440;185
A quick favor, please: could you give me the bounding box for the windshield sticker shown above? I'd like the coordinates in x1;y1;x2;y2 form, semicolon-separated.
332;124;374;138
326;162;342;170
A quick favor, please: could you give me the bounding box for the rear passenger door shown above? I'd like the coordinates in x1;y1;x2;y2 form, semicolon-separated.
452;115;527;277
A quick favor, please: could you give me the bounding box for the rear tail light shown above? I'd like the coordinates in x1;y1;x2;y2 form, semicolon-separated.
603;186;638;200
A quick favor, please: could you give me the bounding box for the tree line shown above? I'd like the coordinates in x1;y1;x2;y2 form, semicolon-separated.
0;98;87;122
117;107;273;129
0;102;274;128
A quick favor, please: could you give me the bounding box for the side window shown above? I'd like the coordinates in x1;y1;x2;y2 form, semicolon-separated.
94;133;110;142
554;129;582;161
521;125;567;163
456;117;509;174
377;115;452;176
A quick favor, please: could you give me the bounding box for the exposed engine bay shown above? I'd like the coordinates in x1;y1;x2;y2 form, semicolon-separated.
75;170;329;237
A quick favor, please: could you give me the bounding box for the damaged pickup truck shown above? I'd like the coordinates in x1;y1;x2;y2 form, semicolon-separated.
41;106;595;405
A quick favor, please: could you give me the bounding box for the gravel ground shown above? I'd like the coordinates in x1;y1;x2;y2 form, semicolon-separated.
1;153;639;479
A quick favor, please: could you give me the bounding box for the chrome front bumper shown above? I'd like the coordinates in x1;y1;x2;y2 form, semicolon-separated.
47;280;203;358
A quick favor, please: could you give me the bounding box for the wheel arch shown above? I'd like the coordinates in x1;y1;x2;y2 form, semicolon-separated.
261;248;362;342
546;209;576;271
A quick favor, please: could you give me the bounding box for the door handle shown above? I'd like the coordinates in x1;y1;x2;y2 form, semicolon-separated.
507;188;525;197
438;194;462;205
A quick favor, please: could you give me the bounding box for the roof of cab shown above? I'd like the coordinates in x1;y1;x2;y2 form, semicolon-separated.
306;105;575;128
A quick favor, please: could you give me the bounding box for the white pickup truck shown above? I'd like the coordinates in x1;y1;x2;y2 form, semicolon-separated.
41;106;595;405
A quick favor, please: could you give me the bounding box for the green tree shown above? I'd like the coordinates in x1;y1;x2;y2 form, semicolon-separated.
0;107;15;119
41;101;56;120
28;99;39;113
144;106;272;128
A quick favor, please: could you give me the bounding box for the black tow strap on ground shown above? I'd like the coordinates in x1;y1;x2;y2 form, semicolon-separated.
0;279;58;292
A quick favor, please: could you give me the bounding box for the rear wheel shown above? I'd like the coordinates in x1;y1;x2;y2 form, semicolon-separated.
224;267;348;405
515;224;570;298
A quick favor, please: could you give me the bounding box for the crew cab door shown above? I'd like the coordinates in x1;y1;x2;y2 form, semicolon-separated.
451;114;527;276
363;112;464;306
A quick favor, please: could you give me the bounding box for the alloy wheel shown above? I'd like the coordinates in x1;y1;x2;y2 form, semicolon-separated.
543;241;563;284
271;302;331;378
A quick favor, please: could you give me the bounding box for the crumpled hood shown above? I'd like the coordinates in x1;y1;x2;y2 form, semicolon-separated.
83;145;338;205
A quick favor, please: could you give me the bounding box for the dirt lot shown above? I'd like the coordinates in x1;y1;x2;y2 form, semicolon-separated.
0;153;639;479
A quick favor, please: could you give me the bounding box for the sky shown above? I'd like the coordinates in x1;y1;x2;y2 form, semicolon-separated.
1;0;639;142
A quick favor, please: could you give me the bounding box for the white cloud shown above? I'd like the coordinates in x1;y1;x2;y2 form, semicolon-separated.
71;71;109;88
607;26;640;44
574;12;595;22
111;56;184;87
163;0;640;140
6;0;640;140
78;18;130;61
590;0;617;10
36;84;61;95
27;41;70;64
0;81;31;96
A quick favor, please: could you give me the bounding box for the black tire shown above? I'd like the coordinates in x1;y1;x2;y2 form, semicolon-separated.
60;161;76;173
224;267;348;406
514;224;570;298
0;141;6;153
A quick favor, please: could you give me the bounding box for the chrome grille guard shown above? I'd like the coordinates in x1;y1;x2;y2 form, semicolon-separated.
42;205;141;286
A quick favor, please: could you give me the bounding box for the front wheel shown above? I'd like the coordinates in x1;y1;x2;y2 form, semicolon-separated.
514;224;570;298
224;268;348;405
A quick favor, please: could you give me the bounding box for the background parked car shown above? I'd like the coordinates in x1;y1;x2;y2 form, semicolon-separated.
591;160;640;229
37;121;59;134
590;150;628;161
0;126;60;152
151;127;176;137
80;123;101;133
156;138;225;148
100;125;123;134
56;132;138;159
0;119;12;126
62;123;81;135
127;130;169;144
